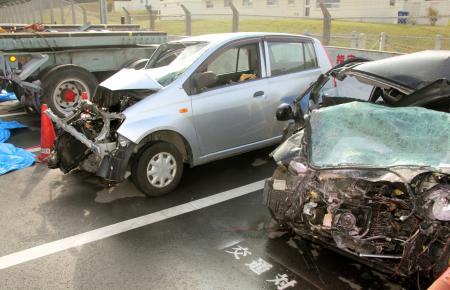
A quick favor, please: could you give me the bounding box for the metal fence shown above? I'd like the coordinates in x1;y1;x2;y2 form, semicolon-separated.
118;4;450;53
0;0;89;24
305;31;449;53
0;0;449;53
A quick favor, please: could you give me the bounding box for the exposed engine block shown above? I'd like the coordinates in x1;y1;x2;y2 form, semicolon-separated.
265;164;449;277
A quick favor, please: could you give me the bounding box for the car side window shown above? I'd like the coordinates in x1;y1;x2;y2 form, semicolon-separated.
304;42;318;69
197;43;260;91
268;41;318;76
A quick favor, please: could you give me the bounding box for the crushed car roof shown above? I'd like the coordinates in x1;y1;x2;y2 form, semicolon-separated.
351;50;450;91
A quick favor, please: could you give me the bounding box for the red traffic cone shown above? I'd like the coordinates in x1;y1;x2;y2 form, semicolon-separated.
37;104;56;163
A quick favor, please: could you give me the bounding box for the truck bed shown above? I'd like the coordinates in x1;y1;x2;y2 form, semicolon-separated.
0;31;167;51
0;23;143;32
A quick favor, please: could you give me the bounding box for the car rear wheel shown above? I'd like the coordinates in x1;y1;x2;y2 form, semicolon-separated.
41;65;98;117
132;142;184;197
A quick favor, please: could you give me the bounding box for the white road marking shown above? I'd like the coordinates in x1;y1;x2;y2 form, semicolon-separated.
0;179;266;270
0;111;27;118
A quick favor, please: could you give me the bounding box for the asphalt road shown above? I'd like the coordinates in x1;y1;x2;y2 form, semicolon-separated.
0;102;404;290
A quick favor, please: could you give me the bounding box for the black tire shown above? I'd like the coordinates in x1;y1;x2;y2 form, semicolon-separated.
37;65;58;80
131;142;184;197
41;65;98;117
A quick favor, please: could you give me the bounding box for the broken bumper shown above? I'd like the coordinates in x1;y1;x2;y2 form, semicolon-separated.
45;107;135;183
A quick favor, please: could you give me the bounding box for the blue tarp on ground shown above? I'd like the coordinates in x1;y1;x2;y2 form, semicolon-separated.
0;120;35;175
0;90;17;102
0;143;35;175
0;120;27;143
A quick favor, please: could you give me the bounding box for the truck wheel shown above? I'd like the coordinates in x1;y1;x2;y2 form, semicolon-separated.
41;65;98;117
131;142;184;197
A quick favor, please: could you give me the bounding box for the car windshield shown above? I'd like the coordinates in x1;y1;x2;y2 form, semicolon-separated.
308;102;450;169
146;42;210;87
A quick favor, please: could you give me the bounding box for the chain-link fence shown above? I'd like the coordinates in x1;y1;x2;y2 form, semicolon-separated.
0;0;91;24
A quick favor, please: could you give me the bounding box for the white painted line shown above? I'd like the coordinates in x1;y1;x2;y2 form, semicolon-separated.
25;146;41;153
0;179;266;270
0;111;27;118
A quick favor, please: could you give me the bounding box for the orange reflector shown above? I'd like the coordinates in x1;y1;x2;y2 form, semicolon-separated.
179;108;188;113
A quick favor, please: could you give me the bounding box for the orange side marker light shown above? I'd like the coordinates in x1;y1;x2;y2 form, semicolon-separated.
179;108;189;113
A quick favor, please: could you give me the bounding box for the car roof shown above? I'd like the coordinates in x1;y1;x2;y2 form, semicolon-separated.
351;50;450;91
175;32;314;45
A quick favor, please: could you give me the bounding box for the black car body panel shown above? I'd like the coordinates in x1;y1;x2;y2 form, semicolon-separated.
352;50;450;91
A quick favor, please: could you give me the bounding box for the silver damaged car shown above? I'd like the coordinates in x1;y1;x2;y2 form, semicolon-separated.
46;32;331;196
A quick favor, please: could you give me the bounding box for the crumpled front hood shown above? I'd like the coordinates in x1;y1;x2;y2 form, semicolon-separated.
100;68;163;91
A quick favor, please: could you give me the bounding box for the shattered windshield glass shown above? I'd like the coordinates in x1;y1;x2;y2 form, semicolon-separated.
309;102;450;169
147;42;210;87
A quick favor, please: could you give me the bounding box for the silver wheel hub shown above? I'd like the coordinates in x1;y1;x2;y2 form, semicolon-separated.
146;152;177;188
52;78;89;115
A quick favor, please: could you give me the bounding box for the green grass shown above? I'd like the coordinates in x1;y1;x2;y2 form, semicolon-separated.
40;4;450;53
153;18;450;52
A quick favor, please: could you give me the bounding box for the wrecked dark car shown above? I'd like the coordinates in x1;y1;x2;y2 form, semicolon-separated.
264;51;450;282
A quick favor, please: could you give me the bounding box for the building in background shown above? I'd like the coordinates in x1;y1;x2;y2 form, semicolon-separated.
114;0;161;12
115;0;449;25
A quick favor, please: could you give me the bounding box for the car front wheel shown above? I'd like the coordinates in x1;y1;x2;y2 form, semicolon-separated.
132;142;184;197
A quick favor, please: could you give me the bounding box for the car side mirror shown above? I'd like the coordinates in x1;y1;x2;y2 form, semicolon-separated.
192;71;218;92
276;103;294;121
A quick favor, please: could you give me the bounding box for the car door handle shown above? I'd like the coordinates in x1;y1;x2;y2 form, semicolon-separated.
253;91;265;98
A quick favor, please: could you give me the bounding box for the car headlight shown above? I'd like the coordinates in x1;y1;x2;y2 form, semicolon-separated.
117;135;131;147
